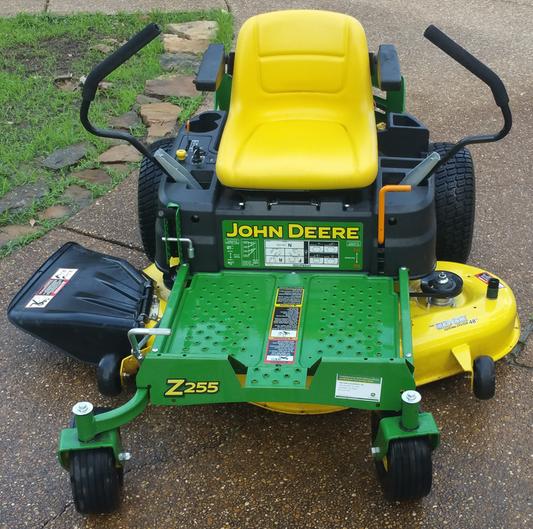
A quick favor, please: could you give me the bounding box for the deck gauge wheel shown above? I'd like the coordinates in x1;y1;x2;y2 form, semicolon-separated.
472;355;496;399
97;352;124;396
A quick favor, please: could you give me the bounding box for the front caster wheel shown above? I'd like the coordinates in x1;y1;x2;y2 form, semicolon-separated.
376;437;432;501
473;355;496;400
97;353;123;396
70;448;123;514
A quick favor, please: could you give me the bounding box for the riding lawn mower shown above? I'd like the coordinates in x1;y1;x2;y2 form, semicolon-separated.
7;11;518;513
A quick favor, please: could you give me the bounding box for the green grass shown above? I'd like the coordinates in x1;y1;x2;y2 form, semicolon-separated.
0;9;233;257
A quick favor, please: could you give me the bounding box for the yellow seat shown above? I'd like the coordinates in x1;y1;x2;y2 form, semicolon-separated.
216;10;378;191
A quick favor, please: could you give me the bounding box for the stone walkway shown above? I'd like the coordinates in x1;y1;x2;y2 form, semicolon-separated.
0;18;219;249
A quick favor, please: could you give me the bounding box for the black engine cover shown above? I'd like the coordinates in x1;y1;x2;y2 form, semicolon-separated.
7;242;152;364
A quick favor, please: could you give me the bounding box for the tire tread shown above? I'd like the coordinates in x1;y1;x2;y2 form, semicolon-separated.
379;437;432;501
138;138;175;261
431;142;475;263
70;448;122;514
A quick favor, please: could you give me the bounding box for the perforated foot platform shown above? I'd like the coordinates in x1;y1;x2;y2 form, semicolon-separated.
158;271;400;389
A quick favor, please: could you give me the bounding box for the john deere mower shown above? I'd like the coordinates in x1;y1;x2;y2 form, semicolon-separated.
8;11;519;513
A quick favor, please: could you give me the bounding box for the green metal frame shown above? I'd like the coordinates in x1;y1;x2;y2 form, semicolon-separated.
137;267;411;406
58;389;148;469
372;76;406;115
215;73;232;111
373;413;440;461
57;265;439;467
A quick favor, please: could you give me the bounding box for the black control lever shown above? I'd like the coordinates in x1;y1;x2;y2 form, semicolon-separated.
424;25;509;108
80;23;162;163
422;25;512;176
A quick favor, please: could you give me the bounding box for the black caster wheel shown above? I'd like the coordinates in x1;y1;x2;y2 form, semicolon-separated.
376;437;432;501
97;353;123;396
473;355;495;400
70;448;123;514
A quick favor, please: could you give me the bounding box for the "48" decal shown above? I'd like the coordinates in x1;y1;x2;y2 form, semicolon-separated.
165;378;219;397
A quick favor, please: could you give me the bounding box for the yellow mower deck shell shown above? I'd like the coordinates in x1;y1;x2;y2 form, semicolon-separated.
410;261;519;386
140;262;519;415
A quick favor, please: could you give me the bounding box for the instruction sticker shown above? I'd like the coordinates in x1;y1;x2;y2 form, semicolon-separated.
335;375;382;402
265;288;304;364
25;268;77;309
266;340;298;363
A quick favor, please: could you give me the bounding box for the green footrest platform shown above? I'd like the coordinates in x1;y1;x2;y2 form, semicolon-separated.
160;271;400;389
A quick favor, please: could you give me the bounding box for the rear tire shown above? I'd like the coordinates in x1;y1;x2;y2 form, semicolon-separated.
430;142;475;263
376;437;433;501
138;138;175;261
70;448;123;514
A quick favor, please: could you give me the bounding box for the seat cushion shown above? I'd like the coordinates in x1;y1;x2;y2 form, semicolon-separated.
225;119;375;190
216;10;378;190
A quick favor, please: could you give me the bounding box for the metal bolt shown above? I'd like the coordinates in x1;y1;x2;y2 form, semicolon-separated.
402;390;422;404
437;271;449;284
72;401;93;416
401;390;422;430
118;451;132;462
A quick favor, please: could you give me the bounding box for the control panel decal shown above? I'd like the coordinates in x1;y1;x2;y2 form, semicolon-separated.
222;220;363;270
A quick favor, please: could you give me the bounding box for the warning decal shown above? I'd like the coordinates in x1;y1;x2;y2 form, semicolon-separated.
25;268;78;309
266;340;297;363
271;307;300;338
265;288;304;364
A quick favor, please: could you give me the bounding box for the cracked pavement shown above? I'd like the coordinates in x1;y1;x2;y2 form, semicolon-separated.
1;1;532;528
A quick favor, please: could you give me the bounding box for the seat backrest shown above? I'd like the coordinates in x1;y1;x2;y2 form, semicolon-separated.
230;10;374;124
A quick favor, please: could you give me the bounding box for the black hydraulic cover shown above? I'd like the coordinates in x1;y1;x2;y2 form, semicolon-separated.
7;242;152;364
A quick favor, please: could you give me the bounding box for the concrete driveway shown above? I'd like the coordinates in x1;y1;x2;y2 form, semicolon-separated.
0;1;532;528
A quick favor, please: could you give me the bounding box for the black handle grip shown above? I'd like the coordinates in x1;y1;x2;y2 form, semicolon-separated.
424;25;509;108
82;23;161;102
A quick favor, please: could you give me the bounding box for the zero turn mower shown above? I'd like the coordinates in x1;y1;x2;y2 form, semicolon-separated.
8;11;518;513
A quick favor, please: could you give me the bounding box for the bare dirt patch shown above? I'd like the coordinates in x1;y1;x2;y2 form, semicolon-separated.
3;37;86;75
